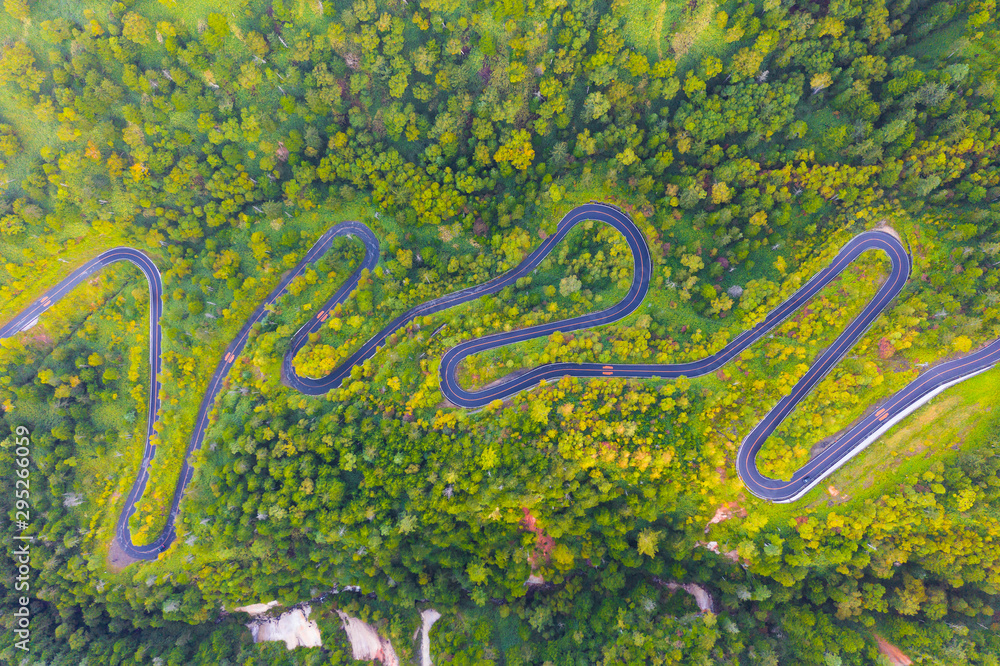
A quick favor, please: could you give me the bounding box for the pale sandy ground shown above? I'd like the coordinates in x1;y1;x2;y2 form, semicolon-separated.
234;596;410;660
659;581;714;613
234;600;280;616
106;537;139;571
337;610;399;666
416;609;441;666
247;605;322;649
875;219;903;243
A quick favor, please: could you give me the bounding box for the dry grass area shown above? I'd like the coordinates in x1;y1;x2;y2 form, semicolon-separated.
616;0;721;61
670;2;717;59
822;366;1000;500
749;365;1000;527
652;1;667;59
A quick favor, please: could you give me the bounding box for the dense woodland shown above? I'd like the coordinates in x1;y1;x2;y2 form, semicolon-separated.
2;0;1000;663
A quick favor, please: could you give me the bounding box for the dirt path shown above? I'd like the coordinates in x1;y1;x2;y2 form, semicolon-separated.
418;609;441;666
875;633;913;665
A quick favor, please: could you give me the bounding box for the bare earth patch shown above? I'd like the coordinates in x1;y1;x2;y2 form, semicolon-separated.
874;219;903;244
874;633;913;665
22;324;53;348
704;501;746;533
106;538;140;571
234;600;281;616
337;611;398;665
654;578;714;614
521;507;555;571
695;540;741;564
249;606;322;650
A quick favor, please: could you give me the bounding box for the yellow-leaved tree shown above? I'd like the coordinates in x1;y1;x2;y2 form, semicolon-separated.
494;130;535;170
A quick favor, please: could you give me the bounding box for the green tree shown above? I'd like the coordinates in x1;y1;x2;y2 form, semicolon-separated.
559;275;582;297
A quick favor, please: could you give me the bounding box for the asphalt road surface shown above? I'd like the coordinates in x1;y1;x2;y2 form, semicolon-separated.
4;203;999;559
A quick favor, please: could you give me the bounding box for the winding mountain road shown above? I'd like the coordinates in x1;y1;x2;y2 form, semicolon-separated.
3;202;999;560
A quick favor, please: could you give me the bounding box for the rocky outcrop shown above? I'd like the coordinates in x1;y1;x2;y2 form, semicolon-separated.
234;600;281;616
704;502;747;533
337;610;399;666
655;579;714;614
418;609;441;666
247;606;322;649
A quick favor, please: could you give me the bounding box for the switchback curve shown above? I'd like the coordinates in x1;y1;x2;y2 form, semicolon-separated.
4;203;1000;559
